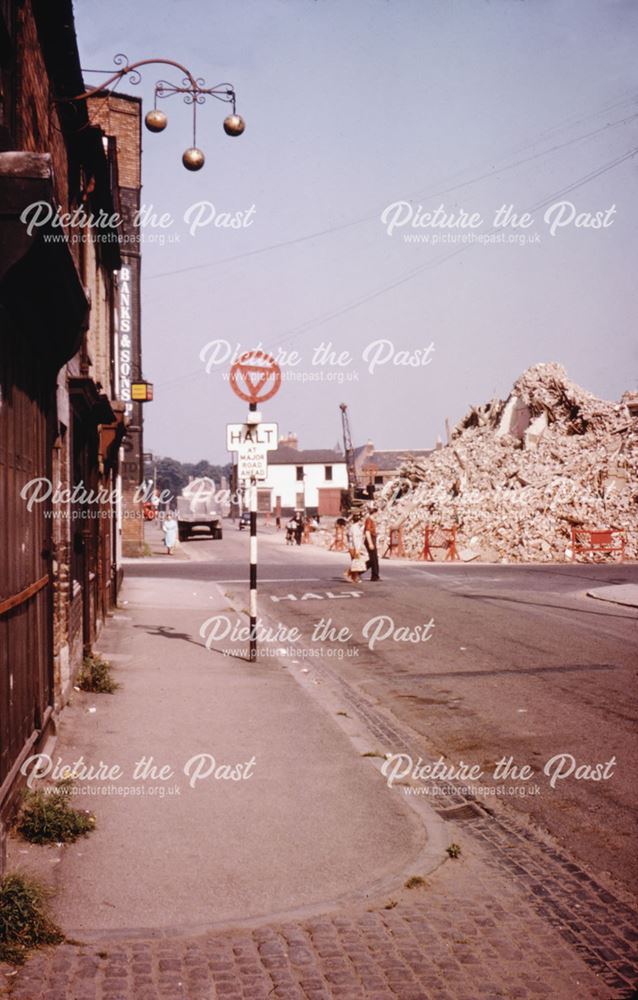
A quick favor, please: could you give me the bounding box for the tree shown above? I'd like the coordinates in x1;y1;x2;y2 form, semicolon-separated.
154;457;233;502
155;457;188;502
184;460;232;483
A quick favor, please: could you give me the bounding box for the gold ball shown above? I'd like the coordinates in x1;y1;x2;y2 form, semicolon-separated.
145;109;168;133
223;114;245;137
182;147;205;171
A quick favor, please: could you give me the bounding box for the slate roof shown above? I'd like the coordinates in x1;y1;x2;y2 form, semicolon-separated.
269;446;346;465
361;449;434;470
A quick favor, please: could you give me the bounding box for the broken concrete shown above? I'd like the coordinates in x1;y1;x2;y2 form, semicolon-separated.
377;363;638;563
496;393;531;441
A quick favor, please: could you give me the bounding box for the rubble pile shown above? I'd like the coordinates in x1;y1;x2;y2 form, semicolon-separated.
378;363;638;562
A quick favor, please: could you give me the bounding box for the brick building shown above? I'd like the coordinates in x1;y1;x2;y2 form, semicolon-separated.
88;92;145;558
0;0;142;867
354;440;435;490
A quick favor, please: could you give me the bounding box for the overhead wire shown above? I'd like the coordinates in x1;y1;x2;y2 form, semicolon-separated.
155;139;638;391
269;143;638;352
144;95;638;282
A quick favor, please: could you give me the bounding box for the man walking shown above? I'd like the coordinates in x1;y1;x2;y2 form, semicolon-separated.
364;507;381;581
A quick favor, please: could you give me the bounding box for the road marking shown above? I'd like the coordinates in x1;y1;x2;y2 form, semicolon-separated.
271;591;364;602
216;578;323;583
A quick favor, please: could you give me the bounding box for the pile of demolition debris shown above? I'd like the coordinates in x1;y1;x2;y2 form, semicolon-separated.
377;363;638;562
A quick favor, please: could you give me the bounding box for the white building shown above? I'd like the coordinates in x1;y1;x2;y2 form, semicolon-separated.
252;434;348;516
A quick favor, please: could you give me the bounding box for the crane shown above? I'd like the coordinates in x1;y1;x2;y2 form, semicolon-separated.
339;403;370;512
339;403;358;493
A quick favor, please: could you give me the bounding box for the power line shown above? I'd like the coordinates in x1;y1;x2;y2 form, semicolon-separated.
144;98;638;282
259;144;638;354
156;142;638;390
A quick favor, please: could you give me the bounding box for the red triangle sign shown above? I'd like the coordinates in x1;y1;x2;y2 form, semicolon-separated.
229;351;282;404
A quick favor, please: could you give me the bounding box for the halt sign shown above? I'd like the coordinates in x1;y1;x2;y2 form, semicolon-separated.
226;422;278;451
237;443;268;482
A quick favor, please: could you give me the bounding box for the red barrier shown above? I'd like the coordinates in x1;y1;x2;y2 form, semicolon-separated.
571;528;625;562
420;525;459;562
330;525;347;552
383;526;405;558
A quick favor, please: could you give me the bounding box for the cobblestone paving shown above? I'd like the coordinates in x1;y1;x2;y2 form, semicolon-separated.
466;812;638;996
0;846;628;1000
312;655;638;997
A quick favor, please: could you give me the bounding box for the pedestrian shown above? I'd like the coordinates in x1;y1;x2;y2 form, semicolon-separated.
345;512;367;583
285;516;296;545
294;512;304;546
162;510;178;555
364;506;381;581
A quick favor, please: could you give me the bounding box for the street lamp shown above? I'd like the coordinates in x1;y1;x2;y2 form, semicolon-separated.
59;53;245;171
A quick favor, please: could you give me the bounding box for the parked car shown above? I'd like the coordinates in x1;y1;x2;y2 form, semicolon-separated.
238;511;251;530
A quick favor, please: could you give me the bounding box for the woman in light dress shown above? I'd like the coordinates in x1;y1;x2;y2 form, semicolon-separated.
345;512;367;583
162;511;178;555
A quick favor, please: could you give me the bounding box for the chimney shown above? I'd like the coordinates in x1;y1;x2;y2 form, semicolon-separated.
279;432;299;450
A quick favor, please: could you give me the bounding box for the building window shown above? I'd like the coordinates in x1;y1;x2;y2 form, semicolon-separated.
324;465;333;481
296;465;304;481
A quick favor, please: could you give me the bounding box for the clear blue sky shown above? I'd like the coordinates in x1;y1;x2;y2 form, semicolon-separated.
74;0;638;463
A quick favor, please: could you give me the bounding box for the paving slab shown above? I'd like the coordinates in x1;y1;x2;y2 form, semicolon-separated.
9;572;425;937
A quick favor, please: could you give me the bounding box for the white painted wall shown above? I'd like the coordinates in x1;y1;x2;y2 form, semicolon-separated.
261;461;348;510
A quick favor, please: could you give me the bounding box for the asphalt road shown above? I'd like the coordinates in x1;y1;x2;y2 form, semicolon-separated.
134;520;638;899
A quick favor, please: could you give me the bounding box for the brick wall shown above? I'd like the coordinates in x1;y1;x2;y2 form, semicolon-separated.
89;94;140;189
89;94;144;558
0;0;126;870
15;1;73;236
85;239;112;393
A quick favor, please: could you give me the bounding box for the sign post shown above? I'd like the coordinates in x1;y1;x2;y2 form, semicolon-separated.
227;350;282;662
248;401;258;662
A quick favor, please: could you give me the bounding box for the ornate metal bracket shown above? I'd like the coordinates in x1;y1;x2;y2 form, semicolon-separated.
58;54;245;171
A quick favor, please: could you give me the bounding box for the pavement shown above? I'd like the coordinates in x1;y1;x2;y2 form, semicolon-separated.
10;574;426;935
587;585;638;608
213;530;638;901
1;525;636;999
